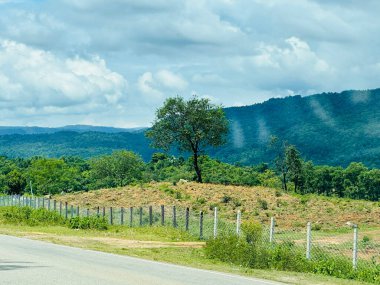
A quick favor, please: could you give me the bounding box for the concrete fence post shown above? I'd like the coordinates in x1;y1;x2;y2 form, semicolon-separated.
70;205;74;218
139;207;143;226
306;222;312;260
77;206;80;217
109;207;113;225
37;198;40;209
236;210;242;236
53;200;56;211
42;198;45;209
59;201;62;216
185;207;190;231
199;211;204;240
149;206;153;226
96;206;100;217
129;207;133;227
102;207;105;220
18;196;21;206
120;207;124;225
213;207;218;238
161;205;165;226
270;217;275;243
48;199;51;211
86;208;90;217
353;225;358;270
172;206;177;228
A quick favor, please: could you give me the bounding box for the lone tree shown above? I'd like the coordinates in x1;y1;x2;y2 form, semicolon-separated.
146;96;228;183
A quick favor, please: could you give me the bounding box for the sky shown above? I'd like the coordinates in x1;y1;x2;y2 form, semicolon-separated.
0;0;379;128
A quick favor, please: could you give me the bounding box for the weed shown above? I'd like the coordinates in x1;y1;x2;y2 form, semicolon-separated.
221;195;232;204
258;199;268;210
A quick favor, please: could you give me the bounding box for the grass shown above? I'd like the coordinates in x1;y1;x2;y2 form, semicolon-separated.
53;182;380;230
0;223;373;285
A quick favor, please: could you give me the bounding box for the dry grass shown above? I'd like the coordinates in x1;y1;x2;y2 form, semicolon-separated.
53;182;380;230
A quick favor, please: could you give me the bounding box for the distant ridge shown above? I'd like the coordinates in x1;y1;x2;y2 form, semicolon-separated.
0;125;147;135
0;89;379;167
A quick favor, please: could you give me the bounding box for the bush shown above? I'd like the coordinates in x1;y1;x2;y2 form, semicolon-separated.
1;206;64;226
257;199;268;210
67;216;108;230
242;219;262;245
205;234;252;266
221;195;232;203
205;231;380;284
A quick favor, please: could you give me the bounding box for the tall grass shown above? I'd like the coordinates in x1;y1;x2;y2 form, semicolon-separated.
0;206;108;230
205;220;380;284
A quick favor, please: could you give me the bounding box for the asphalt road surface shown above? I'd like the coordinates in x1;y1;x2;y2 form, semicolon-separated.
0;234;284;285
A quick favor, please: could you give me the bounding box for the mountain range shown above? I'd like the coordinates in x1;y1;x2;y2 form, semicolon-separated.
0;89;379;167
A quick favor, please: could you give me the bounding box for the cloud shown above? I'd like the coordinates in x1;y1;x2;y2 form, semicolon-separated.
156;70;188;90
137;69;188;101
137;72;163;100
0;39;127;111
0;0;379;127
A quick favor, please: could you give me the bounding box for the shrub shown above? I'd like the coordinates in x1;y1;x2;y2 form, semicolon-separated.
1;206;64;226
205;229;380;284
67;216;108;230
312;224;322;231
257;199;268;210
205;234;252;266
242;219;262;245
221;195;232;204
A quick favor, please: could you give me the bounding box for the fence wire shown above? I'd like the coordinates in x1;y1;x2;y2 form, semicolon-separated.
0;195;379;272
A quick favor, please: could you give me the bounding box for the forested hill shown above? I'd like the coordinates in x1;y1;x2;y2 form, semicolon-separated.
0;89;379;167
215;89;380;167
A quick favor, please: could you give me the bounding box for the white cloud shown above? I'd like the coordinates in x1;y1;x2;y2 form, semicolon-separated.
137;72;163;100
0;39;128;110
156;69;188;90
137;69;188;101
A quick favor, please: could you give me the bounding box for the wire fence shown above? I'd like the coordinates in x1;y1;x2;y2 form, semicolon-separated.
0;195;379;272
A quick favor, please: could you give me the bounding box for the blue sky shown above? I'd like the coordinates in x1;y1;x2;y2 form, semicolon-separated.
0;0;379;127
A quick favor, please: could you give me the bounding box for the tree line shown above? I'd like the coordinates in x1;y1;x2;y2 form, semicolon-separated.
0;150;379;201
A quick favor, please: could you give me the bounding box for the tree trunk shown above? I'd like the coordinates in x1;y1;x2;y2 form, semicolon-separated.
193;152;202;183
282;172;287;192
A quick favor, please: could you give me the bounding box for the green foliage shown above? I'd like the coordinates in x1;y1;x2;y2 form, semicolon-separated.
242;219;263;244
27;158;83;195
257;199;269;210
146;96;229;182
1;206;64;226
89;150;145;188
5;169;26;194
0;144;379;201
205;232;380;284
67;216;108;230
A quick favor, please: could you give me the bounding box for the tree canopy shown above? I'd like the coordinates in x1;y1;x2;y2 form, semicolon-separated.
146;96;229;182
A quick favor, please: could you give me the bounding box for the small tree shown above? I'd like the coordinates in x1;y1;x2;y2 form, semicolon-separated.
285;145;303;193
90;150;144;188
146;96;229;183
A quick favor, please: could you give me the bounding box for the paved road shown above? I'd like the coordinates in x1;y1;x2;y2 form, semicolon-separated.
0;235;284;285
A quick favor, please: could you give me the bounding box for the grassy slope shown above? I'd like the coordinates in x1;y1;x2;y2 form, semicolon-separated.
53;182;380;230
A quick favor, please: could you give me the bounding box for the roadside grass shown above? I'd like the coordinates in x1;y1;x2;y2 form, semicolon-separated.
0;222;373;285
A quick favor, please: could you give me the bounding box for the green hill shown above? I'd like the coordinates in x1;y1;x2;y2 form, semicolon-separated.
216;89;380;167
0;89;379;167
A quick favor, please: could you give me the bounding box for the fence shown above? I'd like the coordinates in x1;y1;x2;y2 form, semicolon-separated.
0;195;379;272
